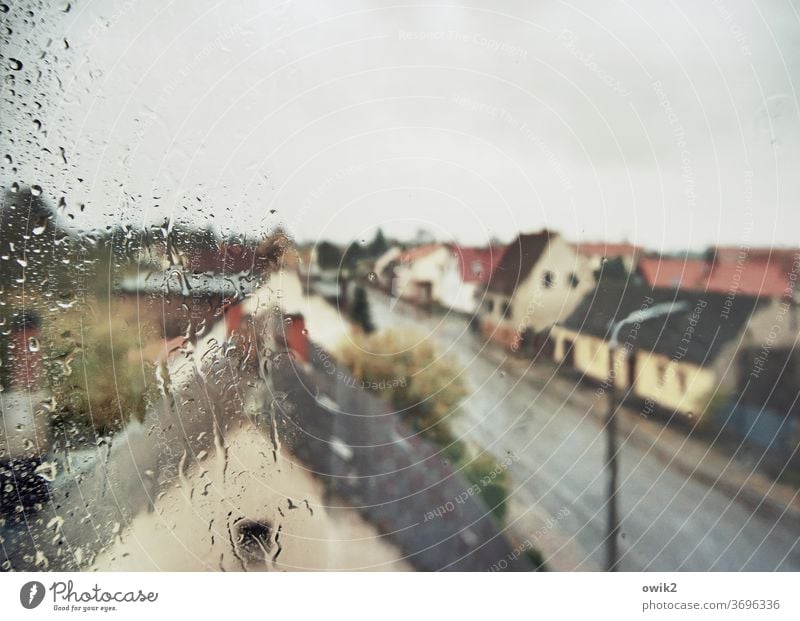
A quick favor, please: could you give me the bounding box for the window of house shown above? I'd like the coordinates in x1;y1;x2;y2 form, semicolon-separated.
676;369;687;393
501;301;512;318
543;270;555;289
658;362;672;385
568;272;580;289
487;299;495;313
471;260;483;277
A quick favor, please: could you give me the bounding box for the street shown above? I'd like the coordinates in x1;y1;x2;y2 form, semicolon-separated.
367;289;800;571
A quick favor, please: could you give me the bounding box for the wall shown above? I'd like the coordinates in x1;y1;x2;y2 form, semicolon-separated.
511;236;595;333
552;325;718;416
394;246;451;304
632;351;718;416
439;255;480;314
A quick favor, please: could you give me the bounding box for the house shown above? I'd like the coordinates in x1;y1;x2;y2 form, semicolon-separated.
572;241;643;273
479;230;595;350
296;245;321;280
551;280;797;425
372;246;403;291
116;271;257;338
391;244;452;306
439;246;505;315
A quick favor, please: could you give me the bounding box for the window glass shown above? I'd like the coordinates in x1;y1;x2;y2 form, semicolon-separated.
2;0;799;582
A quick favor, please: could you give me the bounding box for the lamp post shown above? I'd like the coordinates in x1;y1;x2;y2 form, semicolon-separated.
605;301;688;571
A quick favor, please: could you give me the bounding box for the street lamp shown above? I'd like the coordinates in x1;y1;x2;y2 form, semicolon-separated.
604;301;688;571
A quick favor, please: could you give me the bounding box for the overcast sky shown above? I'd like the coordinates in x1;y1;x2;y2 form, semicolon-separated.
3;0;800;251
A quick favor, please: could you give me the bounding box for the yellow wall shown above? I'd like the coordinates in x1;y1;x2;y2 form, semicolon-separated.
482;236;594;338
552;326;718;416
511;236;595;333
633;351;717;416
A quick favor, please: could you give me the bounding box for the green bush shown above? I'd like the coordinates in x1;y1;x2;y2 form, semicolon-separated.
338;329;466;440
339;329;511;522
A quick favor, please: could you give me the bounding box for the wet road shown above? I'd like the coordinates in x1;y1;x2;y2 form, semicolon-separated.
368;289;800;571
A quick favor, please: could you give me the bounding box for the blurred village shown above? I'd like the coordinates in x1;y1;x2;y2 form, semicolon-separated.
299;226;800;469
1;185;800;571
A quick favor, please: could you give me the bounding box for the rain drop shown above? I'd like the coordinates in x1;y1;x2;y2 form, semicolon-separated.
35;461;58;482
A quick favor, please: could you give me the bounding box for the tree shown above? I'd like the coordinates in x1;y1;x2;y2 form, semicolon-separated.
594;256;630;282
368;227;389;258
342;241;367;270
316;241;343;271
348;285;374;334
337;328;512;524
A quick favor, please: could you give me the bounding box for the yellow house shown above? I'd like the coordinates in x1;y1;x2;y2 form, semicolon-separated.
551;280;783;420
479;230;595;350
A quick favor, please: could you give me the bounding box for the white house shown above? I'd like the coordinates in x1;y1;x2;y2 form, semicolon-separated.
440;246;504;315
392;244;451;305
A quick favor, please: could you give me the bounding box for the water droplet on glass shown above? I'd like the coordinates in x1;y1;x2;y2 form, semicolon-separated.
8;58;22;71
35;461;57;481
28;336;40;352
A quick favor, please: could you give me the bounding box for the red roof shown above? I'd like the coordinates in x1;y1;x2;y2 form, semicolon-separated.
449;246;505;284
188;243;260;273
704;257;796;298
572;242;642;259
638;257;709;289
638;249;799;298
711;247;798;265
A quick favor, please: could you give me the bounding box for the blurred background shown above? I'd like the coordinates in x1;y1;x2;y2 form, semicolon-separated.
1;0;799;571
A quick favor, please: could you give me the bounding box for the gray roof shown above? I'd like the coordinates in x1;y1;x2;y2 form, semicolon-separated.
487;230;553;296
558;279;766;366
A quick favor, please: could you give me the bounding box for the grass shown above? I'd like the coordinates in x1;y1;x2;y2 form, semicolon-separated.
46;301;155;436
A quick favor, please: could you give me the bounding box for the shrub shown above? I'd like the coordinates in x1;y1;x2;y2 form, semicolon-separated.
338;328;511;522
338;329;466;441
